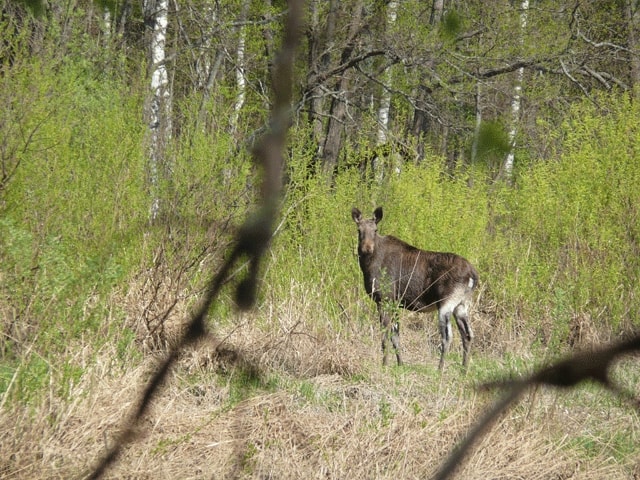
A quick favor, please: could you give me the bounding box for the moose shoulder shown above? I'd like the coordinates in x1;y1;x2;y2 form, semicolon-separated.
352;206;478;370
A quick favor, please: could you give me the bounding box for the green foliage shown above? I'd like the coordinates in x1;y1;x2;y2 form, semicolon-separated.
475;120;512;165
439;9;463;41
2;6;640;476
0;43;149;404
1;0;639;421
502;92;640;334
265;91;640;358
11;0;45;17
378;396;394;426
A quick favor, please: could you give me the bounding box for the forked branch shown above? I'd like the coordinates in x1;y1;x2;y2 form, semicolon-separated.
84;2;303;478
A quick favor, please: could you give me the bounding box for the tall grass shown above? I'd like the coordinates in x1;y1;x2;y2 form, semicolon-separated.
1;32;640;477
267;98;640;359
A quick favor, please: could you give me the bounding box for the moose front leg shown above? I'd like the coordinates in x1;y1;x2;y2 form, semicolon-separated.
379;303;403;366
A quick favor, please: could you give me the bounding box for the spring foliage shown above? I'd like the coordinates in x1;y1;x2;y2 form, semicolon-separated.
0;26;639;410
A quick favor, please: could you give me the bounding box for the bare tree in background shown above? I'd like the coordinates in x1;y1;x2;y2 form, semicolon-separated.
319;0;365;174
373;0;399;178
230;0;249;133
376;0;398;147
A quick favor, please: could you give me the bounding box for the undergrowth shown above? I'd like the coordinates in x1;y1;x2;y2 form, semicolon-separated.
1;29;640;477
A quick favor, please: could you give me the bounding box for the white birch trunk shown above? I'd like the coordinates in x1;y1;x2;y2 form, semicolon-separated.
147;0;171;221
376;0;397;147
102;7;111;43
374;0;398;178
231;23;246;132
503;0;529;181
229;1;250;133
196;5;217;90
471;82;482;163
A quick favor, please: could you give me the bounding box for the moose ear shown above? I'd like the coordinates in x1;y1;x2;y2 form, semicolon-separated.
351;207;362;223
373;207;383;223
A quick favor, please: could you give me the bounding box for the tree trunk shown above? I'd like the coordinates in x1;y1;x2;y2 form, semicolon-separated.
503;0;528;182
145;0;172;221
306;0;338;160
195;4;217;91
471;81;482;164
409;0;441;162
430;0;444;25
230;2;248;133
195;4;222;130
376;0;398;147
116;0;131;39
320;0;364;175
102;6;111;44
626;0;640;94
373;0;399;178
409;86;429;161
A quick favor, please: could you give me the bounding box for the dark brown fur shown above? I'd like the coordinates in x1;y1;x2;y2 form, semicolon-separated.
352;206;478;369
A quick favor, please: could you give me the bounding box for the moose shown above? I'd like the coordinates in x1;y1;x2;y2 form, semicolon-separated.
352;206;478;370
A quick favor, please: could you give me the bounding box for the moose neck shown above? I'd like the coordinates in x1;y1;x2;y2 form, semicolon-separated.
358;233;383;264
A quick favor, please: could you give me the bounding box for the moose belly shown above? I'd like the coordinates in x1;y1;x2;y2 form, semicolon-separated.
399;296;438;313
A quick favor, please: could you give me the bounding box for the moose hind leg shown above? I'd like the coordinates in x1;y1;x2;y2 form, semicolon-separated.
454;303;473;369
437;309;453;370
379;304;390;366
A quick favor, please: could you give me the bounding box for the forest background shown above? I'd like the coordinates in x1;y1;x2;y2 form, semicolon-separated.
1;0;640;478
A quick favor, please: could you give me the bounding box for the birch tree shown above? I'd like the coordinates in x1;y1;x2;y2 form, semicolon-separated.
101;5;111;45
372;0;399;178
503;0;529;181
230;1;249;133
193;3;224;129
376;0;397;147
145;0;172;221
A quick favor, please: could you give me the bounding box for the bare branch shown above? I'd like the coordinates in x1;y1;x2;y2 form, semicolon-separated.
84;2;304;478
576;30;633;54
579;65;630;91
307;49;387;87
433;334;640;480
560;58;592;100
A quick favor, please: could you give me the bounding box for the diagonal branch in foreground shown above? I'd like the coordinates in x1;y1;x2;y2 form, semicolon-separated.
433;333;640;480
84;2;304;478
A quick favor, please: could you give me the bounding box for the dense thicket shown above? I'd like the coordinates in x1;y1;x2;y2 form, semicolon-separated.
1;0;639;407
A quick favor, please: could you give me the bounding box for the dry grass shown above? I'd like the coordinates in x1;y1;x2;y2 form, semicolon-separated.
1;289;638;479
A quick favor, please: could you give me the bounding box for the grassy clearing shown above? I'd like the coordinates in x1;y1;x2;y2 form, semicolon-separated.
1;284;638;479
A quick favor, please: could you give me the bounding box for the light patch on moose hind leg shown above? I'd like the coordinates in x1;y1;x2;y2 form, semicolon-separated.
442;284;469;309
